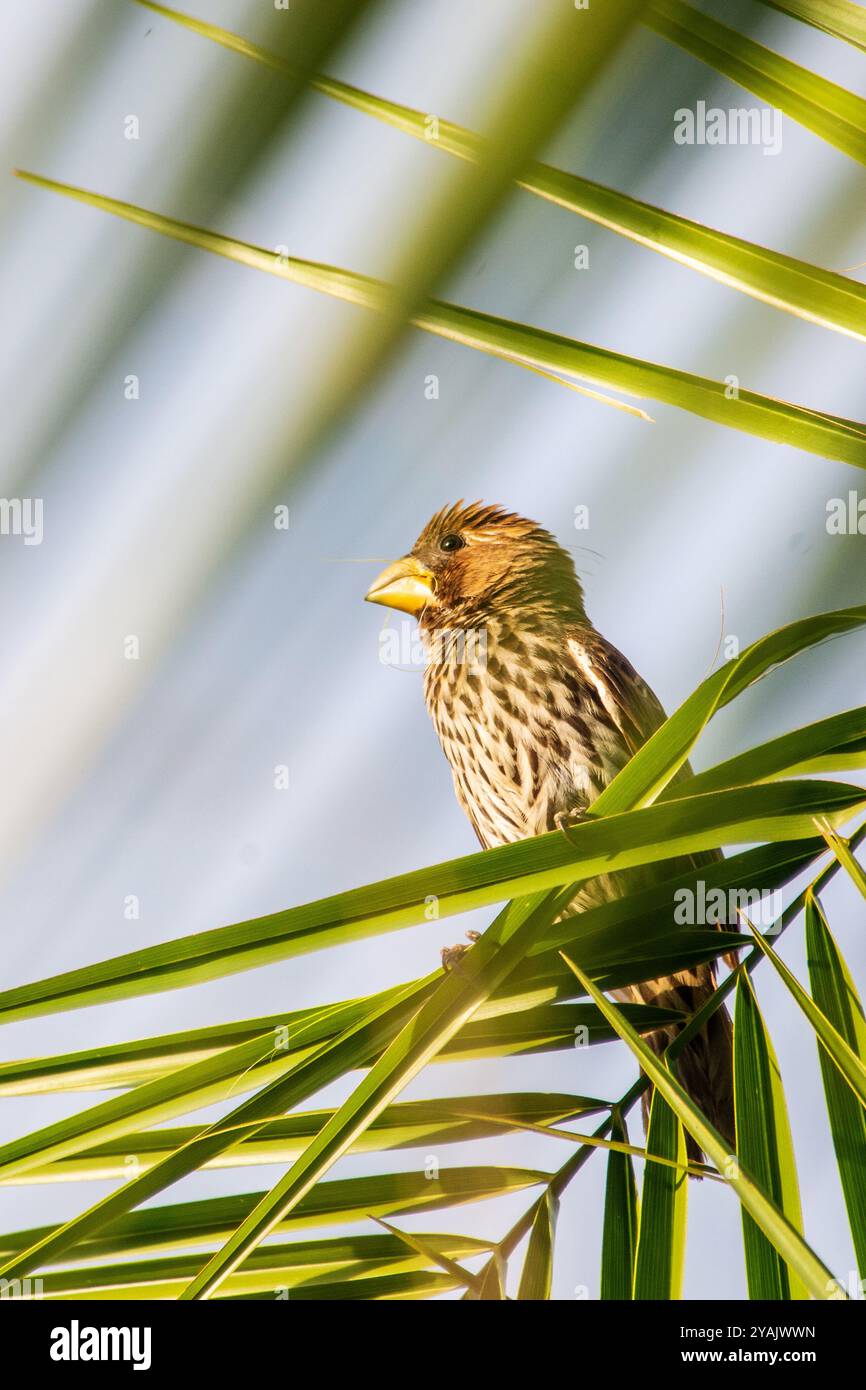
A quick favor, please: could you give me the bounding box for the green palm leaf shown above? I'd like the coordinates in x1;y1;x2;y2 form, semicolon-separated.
134;0;866;343
670;707;866;798
0;1001;676;1098
0;974;430;1189
0;778;856;1025
633;1090;689;1299
13;171;866;467
222;1270;460;1300
177;889;569;1299
536;837;820;958
0;971;444;1280
805;894;866;1275
600;1110;640;1299
477;1251;509;1300
592;604;866;814
0;1169;548;1265
755;0;866;52
746;921;866;1109
6;1093;603;1185
647;0;866;165
816;819;866;901
517;1190;557;1300
372;1218;482;1296
28;1232;492;1300
561;953;843;1300
734;970;807;1299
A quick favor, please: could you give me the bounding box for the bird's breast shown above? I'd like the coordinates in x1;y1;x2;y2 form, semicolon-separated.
423;628;608;847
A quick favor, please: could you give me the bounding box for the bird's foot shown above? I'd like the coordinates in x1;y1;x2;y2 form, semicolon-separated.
441;930;481;972
554;806;589;847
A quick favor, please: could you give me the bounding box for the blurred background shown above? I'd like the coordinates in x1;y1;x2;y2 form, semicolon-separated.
0;0;864;1299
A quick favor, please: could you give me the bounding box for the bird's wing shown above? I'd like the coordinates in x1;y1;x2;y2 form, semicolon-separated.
567;626;740;966
565;625;701;793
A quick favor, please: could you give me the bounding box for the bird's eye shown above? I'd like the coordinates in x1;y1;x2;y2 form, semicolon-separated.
439;533;465;553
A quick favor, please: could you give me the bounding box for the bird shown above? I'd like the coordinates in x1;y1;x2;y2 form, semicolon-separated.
365;500;734;1164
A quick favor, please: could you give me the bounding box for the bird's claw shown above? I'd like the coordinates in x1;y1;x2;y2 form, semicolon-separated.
554;807;589;847
441;930;481;972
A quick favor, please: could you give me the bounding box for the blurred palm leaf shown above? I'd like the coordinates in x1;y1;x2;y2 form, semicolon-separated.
14;171;866;466
135;1;866;343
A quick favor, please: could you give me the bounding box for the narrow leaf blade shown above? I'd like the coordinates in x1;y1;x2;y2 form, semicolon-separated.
734;971;807;1299
806;895;866;1275
600;1110;639;1299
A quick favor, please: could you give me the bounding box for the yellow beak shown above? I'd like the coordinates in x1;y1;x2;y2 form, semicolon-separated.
365;555;434;616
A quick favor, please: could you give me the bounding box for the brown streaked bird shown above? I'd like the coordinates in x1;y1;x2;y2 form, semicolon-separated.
366;500;734;1164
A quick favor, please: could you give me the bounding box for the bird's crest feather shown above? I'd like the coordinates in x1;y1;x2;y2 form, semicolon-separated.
416;500;541;546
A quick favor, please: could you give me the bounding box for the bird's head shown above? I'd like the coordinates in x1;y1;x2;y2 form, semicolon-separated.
365;501;585;632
